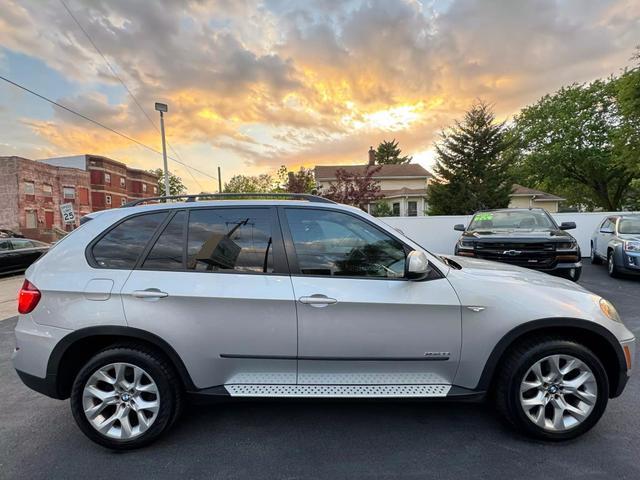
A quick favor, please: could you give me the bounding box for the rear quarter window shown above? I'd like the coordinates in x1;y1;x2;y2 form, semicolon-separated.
91;212;168;269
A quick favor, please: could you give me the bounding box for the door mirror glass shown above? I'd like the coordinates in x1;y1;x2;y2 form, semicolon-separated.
559;221;576;230
454;224;465;232
406;250;429;279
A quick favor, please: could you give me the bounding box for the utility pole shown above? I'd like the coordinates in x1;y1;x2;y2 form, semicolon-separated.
155;102;170;196
218;166;222;193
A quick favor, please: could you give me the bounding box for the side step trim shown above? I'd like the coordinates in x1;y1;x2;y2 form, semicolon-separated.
225;384;451;398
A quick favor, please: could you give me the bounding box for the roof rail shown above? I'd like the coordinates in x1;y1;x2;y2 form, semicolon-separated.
122;193;336;208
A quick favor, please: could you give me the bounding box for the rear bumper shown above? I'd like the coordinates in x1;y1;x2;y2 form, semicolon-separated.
15;368;63;399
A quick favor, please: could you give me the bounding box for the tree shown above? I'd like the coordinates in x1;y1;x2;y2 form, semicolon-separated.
274;165;316;193
150;168;187;196
509;76;640;211
427;101;512;215
321;165;383;210
375;139;412;165
372;201;393;217
223;174;274;193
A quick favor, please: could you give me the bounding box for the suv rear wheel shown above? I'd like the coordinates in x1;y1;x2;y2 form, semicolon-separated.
495;337;608;441
70;345;181;449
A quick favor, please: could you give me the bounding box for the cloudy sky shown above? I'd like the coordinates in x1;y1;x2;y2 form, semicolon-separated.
1;0;638;192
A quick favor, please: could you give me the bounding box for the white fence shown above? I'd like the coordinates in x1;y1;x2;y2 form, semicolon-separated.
381;212;638;257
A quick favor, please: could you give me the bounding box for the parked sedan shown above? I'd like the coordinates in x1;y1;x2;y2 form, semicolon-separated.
591;215;640;277
0;238;50;275
454;208;582;281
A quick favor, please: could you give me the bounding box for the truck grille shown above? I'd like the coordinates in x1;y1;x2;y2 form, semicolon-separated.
474;242;556;268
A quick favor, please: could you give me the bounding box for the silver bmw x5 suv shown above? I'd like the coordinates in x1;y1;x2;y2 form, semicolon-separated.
12;194;635;449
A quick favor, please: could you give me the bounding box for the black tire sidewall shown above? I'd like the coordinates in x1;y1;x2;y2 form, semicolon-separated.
505;341;609;441
70;348;175;450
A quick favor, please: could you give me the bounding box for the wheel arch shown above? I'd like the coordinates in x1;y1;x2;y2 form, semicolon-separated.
48;326;196;399
477;318;628;398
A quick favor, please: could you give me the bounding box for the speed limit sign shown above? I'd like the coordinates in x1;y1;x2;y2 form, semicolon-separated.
60;203;76;224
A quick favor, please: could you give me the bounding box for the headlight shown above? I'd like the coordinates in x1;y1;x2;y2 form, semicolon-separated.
599;298;622;323
458;238;474;249
624;241;640;252
556;241;577;250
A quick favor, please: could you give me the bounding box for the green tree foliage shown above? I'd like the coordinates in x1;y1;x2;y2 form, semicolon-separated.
509;74;640;211
427;101;512;215
372;201;393;217
149;168;187;196
274;165;317;193
375;139;412;165
223;174;274;193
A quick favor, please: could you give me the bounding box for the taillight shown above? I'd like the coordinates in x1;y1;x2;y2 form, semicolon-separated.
18;280;41;314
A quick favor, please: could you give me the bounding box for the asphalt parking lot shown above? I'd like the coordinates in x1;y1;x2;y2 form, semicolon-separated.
1;264;639;480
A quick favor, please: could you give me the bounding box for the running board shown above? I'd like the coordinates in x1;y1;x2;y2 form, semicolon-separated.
224;384;451;398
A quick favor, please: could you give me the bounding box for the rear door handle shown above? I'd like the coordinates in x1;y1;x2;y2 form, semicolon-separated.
132;289;168;299
299;295;337;307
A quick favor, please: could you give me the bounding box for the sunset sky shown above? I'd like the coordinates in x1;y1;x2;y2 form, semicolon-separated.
1;0;638;193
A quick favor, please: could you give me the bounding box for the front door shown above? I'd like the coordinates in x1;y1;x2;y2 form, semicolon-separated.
120;207;297;390
281;207;461;388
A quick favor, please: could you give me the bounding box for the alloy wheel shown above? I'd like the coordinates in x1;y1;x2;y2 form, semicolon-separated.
519;354;597;432
608;254;615;274
82;362;160;440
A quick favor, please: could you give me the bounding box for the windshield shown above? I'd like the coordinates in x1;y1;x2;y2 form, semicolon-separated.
468;210;556;230
619;218;640;234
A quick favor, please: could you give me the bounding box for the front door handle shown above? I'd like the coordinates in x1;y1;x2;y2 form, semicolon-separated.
132;289;168;299
299;295;337;307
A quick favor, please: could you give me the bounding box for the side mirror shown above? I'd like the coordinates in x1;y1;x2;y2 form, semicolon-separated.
454;224;466;232
406;250;429;280
559;222;576;230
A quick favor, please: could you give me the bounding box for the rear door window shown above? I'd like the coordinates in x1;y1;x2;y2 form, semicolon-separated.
92;212;167;269
187;208;274;273
142;211;186;270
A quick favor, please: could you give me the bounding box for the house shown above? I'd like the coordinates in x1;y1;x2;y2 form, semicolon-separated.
314;148;433;216
509;184;565;213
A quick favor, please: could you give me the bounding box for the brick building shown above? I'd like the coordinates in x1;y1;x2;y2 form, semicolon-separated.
0;154;158;242
40;154;159;211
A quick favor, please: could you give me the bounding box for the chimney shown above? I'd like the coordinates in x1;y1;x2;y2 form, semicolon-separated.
368;146;375;166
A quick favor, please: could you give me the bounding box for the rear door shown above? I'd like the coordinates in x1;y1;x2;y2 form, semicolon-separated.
120;207;297;390
596;217;615;257
281;206;461;388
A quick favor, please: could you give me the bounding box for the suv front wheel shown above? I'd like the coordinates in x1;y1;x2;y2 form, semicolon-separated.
495;337;608;440
70;345;181;449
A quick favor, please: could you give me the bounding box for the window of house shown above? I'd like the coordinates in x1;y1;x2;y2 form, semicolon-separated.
63;187;75;199
24;181;35;195
392;203;400;216
42;184;53;197
153;186;158;194
285;208;406;278
143;211;186;270
120;197;127;206
142;183;147;193
120;177;126;187
106;195;112;205
26;211;37;229
92;212;168;269
408;201;418;217
187;208;273;273
104;173;111;185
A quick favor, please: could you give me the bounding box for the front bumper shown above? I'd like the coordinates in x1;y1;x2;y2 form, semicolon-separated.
613;337;636;397
615;249;640;275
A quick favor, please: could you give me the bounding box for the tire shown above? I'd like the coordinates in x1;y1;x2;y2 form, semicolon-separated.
70;344;182;450
495;337;609;441
590;244;602;265
607;250;620;278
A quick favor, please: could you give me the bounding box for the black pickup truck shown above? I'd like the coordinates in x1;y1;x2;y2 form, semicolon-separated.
453;208;582;281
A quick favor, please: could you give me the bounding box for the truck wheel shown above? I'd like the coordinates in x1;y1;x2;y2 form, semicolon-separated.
495;337;608;441
70;345;181;450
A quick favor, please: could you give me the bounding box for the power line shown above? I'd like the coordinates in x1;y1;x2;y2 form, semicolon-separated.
0;74;218;181
58;0;213;187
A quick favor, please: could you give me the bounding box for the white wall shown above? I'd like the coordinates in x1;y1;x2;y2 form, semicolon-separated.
381;212;639;257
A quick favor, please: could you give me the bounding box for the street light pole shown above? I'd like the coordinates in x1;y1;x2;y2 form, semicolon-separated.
155;102;170;197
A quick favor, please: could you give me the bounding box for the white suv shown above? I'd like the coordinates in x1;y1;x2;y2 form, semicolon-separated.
12;194;635;449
